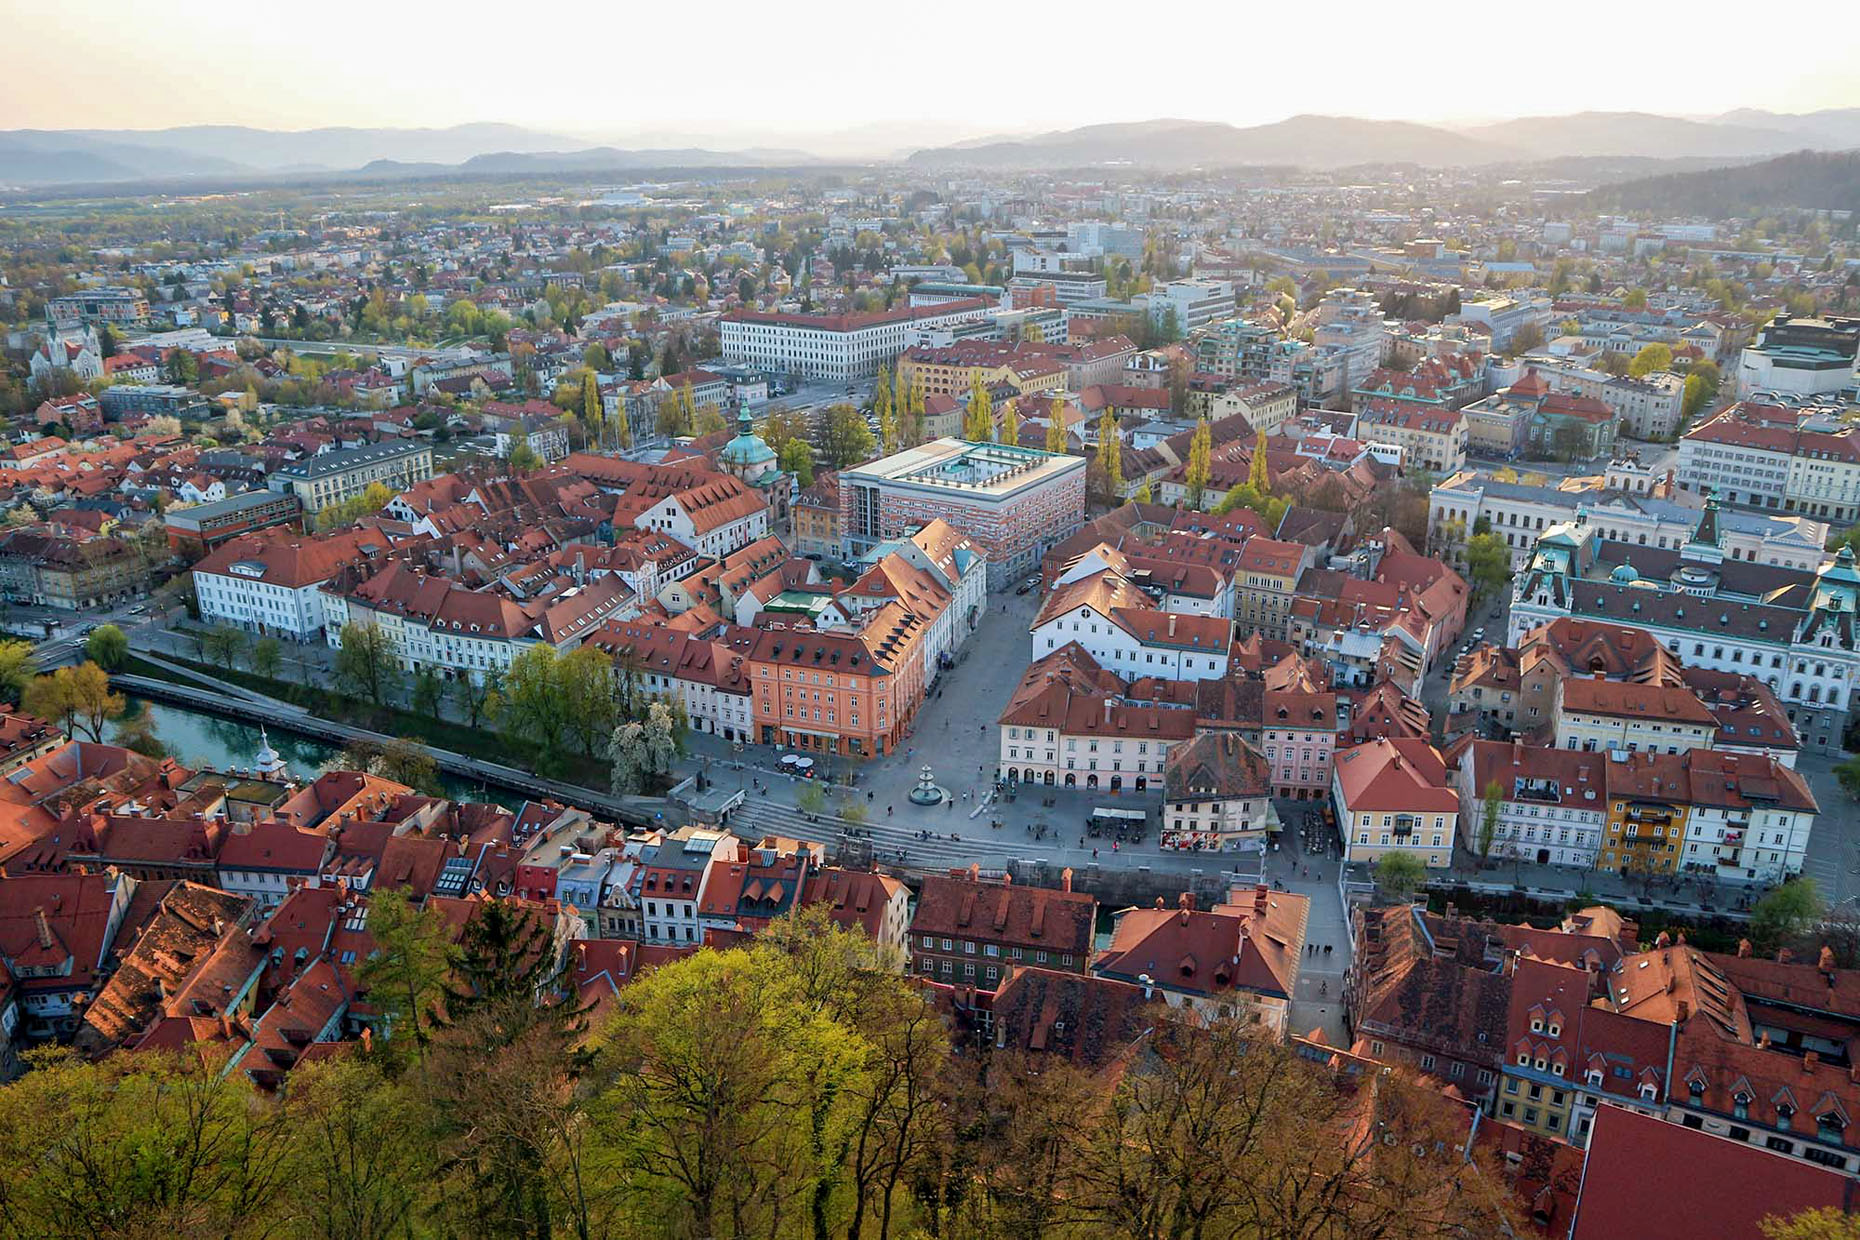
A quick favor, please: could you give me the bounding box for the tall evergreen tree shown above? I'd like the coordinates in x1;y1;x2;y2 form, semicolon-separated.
1248;427;1271;492
963;372;994;442
874;364;893;430
1045;395;1069;453
1185;417;1212;509
875;365;898;453
908;372;927;444
580;371;603;439
612;396;632;449
1094;411;1122;502
438;899;589;1051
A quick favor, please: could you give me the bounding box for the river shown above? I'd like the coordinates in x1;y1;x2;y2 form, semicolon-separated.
110;698;517;806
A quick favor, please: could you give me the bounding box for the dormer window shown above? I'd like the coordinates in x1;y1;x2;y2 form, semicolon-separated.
1530;1018;1543;1033
1777;1105;1794;1131
1689;1080;1705;1103
1734;1092;1751;1121
1586;1069;1604;1087
1819;1112;1847;1142
1547;1022;1561;1037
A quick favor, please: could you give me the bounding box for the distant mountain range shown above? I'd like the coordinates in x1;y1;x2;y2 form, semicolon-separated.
903;109;1860;171
2;109;1858;188
904;116;1501;169
0;123;823;188
1457;112;1816;161
1588;148;1860;216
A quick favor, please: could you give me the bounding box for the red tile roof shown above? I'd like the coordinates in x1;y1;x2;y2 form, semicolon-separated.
1570;1104;1854;1240
911;874;1096;956
1332;737;1458;813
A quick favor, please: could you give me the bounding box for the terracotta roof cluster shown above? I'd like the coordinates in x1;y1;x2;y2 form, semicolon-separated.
911;873;1096;957
1558;676;1720;726
1162;731;1272;802
1571;1105;1852;1240
74;882;254;1055
1332;738;1458;814
195;528;375;589
998;644;1199;742
1096;885;1308;1003
989;966;1154;1066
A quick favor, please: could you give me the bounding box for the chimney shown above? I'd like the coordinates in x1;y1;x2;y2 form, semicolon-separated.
1737;938;1753;958
1105;697;1114;725
1254;883;1269;915
968;863;980;882
1179;891;1196;912
1820;945;1837;973
1806;1051;1820;1072
32;907;51;949
1169;615;1177;638
1060;867;1073;893
1512;739;1522;766
1778;947;1795;964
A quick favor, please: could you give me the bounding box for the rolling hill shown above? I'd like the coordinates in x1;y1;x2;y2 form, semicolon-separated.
1587;148;1860;216
906;115;1508;170
0;122;586;186
1458;111;1810;160
1715;107;1860;149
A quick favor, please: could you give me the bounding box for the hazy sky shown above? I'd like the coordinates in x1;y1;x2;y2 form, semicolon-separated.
6;0;1859;139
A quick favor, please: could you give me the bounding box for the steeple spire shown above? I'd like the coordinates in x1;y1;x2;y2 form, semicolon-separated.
1690;494;1721;549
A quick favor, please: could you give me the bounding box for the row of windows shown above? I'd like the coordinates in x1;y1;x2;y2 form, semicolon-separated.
917;936;1071;967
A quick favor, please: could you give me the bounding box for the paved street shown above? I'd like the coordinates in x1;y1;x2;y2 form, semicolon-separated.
135;618;333;685
684;584;1354;1042
96;548;1858;1049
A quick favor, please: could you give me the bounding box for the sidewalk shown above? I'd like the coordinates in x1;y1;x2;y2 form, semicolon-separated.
1442;853;1758;921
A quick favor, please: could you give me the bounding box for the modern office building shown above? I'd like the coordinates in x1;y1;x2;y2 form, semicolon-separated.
1737;315;1860;399
165;489;305;557
719;297;994;381
839;438;1086;588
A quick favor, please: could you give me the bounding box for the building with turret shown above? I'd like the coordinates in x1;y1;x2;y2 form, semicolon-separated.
715;406;788;527
1507;498;1860;753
